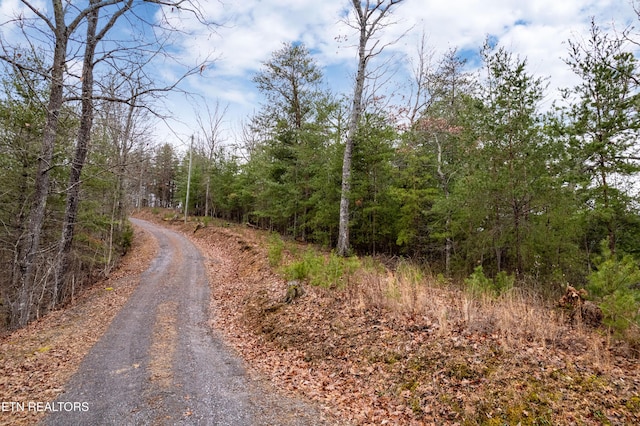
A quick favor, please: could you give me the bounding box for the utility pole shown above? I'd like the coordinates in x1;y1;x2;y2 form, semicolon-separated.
184;134;193;223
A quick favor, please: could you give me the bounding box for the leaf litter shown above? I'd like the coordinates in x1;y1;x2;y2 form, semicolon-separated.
161;215;640;425
0;225;158;426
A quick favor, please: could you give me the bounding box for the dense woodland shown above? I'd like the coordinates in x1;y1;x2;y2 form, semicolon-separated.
2;0;640;338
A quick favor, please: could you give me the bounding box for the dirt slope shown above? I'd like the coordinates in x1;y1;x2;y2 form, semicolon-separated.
146;212;640;425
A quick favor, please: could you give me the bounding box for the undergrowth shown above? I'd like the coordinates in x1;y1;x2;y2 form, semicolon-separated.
465;266;514;298
270;233;623;366
587;241;640;349
267;232;285;267
270;234;360;288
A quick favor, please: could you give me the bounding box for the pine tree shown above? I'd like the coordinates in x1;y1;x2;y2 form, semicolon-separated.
562;19;640;256
453;43;553;277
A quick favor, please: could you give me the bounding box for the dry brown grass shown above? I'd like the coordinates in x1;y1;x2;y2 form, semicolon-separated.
349;260;611;369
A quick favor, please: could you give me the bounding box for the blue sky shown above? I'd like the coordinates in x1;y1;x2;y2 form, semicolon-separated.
1;0;639;151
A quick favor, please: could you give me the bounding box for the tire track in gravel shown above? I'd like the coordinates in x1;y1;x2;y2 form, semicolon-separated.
44;218;326;426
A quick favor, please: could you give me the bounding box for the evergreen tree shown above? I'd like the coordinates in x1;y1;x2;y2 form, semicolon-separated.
246;42;337;239
562;19;640;257
152;143;178;208
453;43;558;277
350;113;399;254
397;49;474;271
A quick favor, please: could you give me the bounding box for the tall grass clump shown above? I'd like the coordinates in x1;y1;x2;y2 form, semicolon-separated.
263;235;610;360
267;232;285;267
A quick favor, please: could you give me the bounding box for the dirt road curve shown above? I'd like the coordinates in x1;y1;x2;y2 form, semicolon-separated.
45;218;329;426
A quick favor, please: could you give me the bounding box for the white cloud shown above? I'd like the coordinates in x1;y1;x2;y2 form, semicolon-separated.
149;0;639;146
0;0;47;21
158;0;346;78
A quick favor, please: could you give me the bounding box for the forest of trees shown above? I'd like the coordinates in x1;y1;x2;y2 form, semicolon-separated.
169;13;640;329
0;0;210;328
2;0;640;330
178;21;640;279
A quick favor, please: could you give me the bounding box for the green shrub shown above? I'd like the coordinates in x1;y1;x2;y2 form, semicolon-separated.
587;241;640;336
465;266;514;298
318;251;359;288
587;243;640;299
120;222;134;254
283;248;360;288
465;266;493;297
600;290;639;334
284;249;322;281
435;273;450;286
494;270;515;295
313;251;344;287
284;260;310;280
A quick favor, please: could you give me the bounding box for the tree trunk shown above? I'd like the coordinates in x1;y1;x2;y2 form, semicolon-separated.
337;0;404;256
337;2;368;256
13;1;68;328
115;87;138;229
53;0;100;304
205;174;211;217
435;134;452;276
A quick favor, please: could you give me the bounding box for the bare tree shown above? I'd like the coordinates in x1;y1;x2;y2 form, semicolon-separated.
337;0;405;256
53;0;118;304
1;0;214;327
6;0;75;327
405;30;435;127
195;100;228;217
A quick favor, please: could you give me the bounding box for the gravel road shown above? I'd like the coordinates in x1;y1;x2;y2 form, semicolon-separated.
44;218;331;426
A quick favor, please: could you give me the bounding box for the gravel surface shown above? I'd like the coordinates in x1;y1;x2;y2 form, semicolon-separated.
44;218;331;426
